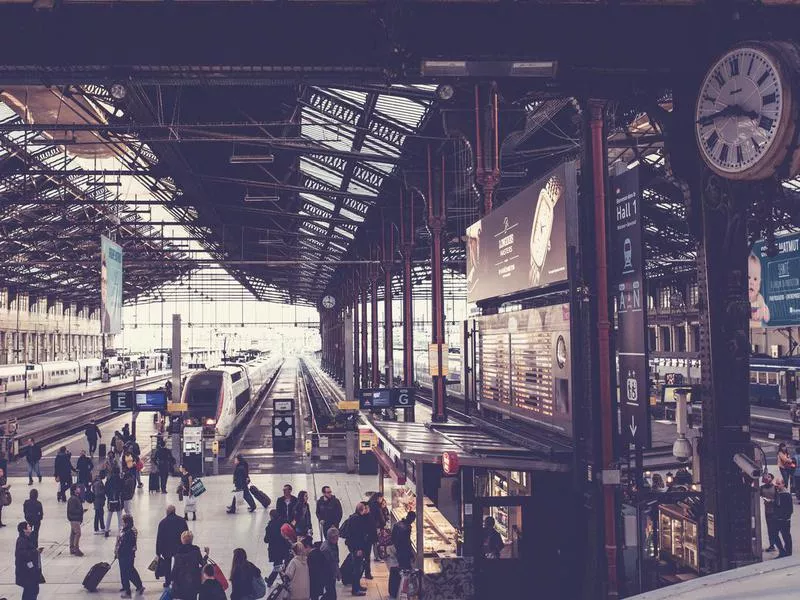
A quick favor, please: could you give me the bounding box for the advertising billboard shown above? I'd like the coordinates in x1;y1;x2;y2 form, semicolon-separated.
466;161;576;304
134;390;167;412
751;233;800;327
476;303;573;438
100;235;123;334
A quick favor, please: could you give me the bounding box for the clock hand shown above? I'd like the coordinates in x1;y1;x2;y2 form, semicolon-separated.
697;104;760;126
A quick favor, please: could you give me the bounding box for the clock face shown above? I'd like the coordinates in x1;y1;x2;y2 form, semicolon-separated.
321;295;336;309
530;189;554;267
555;335;567;368
695;46;786;177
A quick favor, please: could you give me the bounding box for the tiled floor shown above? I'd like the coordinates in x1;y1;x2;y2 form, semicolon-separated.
0;472;391;599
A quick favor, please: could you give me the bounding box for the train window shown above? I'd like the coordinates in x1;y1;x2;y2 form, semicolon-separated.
750;371;758;383
235;389;250;413
231;372;242;383
768;372;778;385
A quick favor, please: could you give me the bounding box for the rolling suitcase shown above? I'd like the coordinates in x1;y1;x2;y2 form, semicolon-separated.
340;553;353;586
249;485;271;509
82;560;113;592
149;472;160;493
98;443;107;459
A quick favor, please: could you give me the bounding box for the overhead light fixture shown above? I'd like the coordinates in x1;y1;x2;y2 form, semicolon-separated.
436;84;455;101
230;154;274;165
257;239;281;245
244;193;280;202
109;82;127;100
422;59;557;78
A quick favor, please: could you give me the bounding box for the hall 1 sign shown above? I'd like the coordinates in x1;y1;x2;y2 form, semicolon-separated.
611;166;651;449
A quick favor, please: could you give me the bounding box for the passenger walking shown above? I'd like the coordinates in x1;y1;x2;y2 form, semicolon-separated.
319;527;341;600
0;465;10;527
344;502;375;596
778;443;795;490
91;471;106;534
316;486;343;542
264;511;293;587
25;437;42;486
285;541;311;600
198;563;227;600
775;479;794;558
23;489;43;544
304;536;325;600
229;547;263;600
76;450;94;487
367;492;388;562
178;465;198;520
157;505;189;589
227;454;255;514
276;484;298;523
54;446;75;502
154;439;175;494
121;469;136;517
85;420;102;458
15;521;42;600
171;530;209;600
122;423;131;443
115;514;145;597
388;512;416;599
67;484;85;556
292;490;313;538
761;473;780;552
105;467;124;537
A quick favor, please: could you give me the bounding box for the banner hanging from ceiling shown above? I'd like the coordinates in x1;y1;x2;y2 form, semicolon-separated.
466;161;574;304
752;233;800;328
100;235;123;334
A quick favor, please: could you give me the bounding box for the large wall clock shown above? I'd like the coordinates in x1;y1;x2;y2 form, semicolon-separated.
695;41;800;181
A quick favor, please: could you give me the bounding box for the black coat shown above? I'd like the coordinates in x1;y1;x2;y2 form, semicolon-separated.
276;494;298;523
171;544;205;600
76;456;94;482
367;497;388;529
230;560;259;600
157;513;189;558
264;517;291;564
198;578;227;600
54;452;74;481
23;499;43;524
344;513;376;554
85;423;102;442
315;495;343;528
106;473;122;504
232;462;249;491
15;533;39;587
25;443;42;465
392;521;414;568
292;501;313;535
155;446;174;474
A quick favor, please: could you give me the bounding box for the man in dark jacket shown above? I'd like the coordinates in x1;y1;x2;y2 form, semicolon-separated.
67;484;85;556
25;438;42;486
227;454;255;513
198;564;226;600
15;521;41;600
122;423;131;443
84;421;102;457
154;440;174;494
156;505;189;588
320;527;340;600
316;486;343;541
775;479;793;557
54;447;75;503
344;503;375;597
276;483;298;523
389;511;416;599
76;450;93;487
23;489;44;545
264;509;292;587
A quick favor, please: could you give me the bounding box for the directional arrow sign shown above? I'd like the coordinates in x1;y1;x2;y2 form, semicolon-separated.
629;415;638;438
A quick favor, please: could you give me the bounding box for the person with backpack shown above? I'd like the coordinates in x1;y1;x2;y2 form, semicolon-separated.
23;489;43;545
105;467;124;537
91;471;106;535
775;479;793;558
172;530;209;600
115;514;145;597
230;547;265;600
24;438;42;486
121;470;136;517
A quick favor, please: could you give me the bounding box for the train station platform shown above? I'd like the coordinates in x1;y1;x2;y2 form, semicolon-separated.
0;472;392;600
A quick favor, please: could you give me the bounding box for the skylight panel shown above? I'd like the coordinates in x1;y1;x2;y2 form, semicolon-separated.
362;134;403;157
328;88;369;106
375;95;428;130
333;226;355;239
300;192;335;212
365;160;394;175
300;157;343;189
339;207;365;223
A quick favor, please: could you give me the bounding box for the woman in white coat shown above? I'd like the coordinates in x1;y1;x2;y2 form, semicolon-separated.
284;541;311;600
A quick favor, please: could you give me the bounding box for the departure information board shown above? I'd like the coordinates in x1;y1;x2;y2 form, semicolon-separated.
477;304;572;438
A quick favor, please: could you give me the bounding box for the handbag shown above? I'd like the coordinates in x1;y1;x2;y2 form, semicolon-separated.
159;587;173;600
251;573;267;598
0;489;11;507
136;459;144;472
155;556;169;579
108;499;121;512
148;557;159;572
190;478;206;497
207;559;229;591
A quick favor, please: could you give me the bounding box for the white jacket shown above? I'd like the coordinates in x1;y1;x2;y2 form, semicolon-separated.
285;554;311;600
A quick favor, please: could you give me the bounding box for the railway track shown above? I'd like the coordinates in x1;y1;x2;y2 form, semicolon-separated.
299;358;349;433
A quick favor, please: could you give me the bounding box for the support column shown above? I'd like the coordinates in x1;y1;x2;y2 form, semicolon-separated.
401;189;416;423
428;146;448;423
352;281;361;396
360;286;369;389
383;221;395;387
370;257;380;388
588;100;619;599
474;83;501;215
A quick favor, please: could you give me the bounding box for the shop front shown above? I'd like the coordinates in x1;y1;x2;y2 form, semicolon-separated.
365;418;575;600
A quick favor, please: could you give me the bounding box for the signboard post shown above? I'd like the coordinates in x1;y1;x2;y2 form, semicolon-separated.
358;387;417;410
611;166;651;451
100;235;123;335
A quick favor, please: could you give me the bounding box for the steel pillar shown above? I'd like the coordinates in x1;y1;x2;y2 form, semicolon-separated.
428;146;448;423
383;221;395;388
360;285;369;389
588;100;619;599
401;189;416;423
370;257;380;388
352;281;361;395
474;83;501;215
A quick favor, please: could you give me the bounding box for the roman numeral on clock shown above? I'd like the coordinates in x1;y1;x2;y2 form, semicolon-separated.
714;71;726;87
736;145;744;164
759;115;775;131
730;57;740;77
706;131;719;151
757;71;770;87
720;144;729;163
762;92;777;105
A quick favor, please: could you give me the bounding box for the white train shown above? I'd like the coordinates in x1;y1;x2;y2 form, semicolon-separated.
0;358;105;394
180;354;282;457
